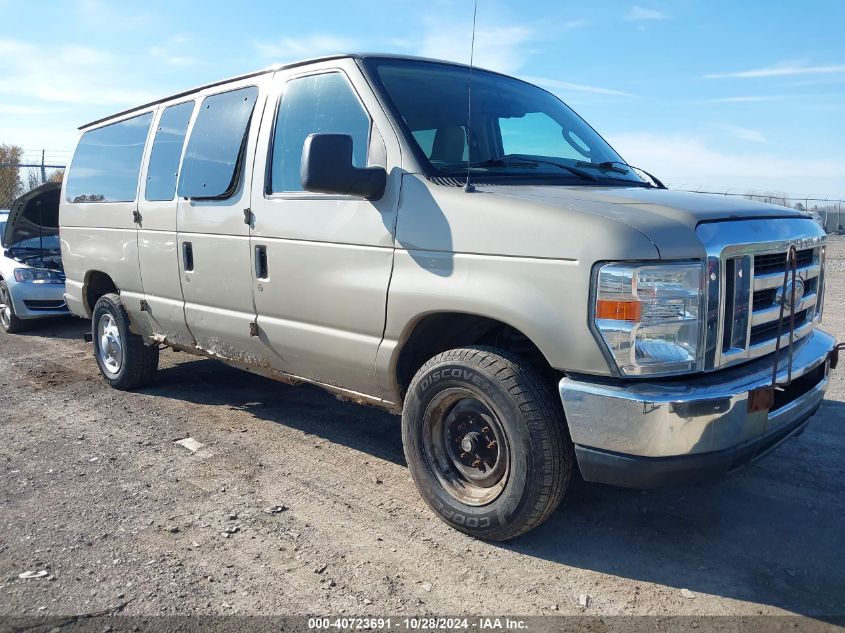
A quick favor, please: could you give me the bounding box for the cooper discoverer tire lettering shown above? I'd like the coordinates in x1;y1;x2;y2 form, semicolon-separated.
402;346;572;540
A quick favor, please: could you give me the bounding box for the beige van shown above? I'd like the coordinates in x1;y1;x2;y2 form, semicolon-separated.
60;54;838;539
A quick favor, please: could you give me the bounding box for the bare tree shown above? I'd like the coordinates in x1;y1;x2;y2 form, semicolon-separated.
25;167;42;192
0;143;23;208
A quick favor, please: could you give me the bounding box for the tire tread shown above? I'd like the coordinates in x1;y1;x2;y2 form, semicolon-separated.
93;293;158;390
406;345;572;540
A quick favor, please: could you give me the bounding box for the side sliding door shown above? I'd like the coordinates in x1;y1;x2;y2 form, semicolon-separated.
175;78;274;364
135;100;196;346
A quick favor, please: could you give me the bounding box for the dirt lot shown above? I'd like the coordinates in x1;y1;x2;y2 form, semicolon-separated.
1;238;844;623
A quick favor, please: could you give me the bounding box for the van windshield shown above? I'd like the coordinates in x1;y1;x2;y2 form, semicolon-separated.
365;59;646;186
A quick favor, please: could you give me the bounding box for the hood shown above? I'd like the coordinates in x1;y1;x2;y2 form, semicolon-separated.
474;185;810;259
2;182;61;248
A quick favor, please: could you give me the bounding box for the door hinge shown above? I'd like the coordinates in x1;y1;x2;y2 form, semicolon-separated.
249;321;259;337
243;208;253;226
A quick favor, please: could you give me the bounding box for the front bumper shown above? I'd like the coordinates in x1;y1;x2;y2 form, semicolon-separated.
560;329;835;488
8;279;68;319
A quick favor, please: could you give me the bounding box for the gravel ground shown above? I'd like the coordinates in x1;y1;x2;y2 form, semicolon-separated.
1;237;844;623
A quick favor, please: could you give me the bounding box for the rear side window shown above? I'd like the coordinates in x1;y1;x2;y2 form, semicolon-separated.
66;112;153;203
270;72;370;193
177;86;258;199
145;101;195;202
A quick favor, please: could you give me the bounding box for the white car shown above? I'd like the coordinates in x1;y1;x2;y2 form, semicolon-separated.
0;182;68;333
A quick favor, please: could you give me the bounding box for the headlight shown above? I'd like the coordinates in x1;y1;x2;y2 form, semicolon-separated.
13;268;63;284
593;261;705;376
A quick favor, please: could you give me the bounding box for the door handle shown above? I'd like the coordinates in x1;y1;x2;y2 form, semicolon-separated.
132;209;142;225
254;245;268;279
182;242;194;272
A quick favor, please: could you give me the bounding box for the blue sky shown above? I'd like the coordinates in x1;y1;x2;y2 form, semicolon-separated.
1;0;844;198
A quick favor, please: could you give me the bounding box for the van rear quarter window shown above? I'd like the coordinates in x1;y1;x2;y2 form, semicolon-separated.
177;86;258;200
145;101;195;202
66;112;153;203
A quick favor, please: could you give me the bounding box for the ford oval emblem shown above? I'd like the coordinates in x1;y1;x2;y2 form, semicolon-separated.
776;277;805;310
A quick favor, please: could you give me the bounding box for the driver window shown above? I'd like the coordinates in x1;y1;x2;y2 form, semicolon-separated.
270;72;371;193
499;112;591;160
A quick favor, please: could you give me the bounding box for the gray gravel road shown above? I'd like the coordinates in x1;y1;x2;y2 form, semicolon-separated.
1;238;844;622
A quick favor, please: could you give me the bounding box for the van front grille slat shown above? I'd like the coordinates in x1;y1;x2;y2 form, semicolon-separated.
749;309;810;346
752;288;777;311
753;249;814;275
717;244;822;367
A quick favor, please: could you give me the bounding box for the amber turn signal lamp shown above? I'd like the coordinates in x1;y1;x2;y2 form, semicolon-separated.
596;299;642;321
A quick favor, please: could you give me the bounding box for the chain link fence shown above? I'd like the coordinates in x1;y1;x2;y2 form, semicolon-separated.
0;163;66;210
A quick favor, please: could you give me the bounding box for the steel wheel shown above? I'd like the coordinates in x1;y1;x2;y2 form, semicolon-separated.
421;388;510;507
97;312;123;375
0;283;11;329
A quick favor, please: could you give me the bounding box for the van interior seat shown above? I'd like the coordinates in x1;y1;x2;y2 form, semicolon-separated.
430;126;466;164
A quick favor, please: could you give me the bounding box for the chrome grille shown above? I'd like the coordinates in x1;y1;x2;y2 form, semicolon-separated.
696;218;827;371
721;246;821;363
753;248;814;275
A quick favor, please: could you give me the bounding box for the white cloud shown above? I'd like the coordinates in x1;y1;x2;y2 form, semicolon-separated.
706;60;845;79
562;19;589;30
148;36;197;67
0;103;63;115
522;75;636;98
702;95;791;103
625;7;668;21
0;122;80;157
418;21;535;74
74;0;149;29
253;34;359;62
148;48;196;67
608;132;845;198
721;126;773;144
0;38;155;106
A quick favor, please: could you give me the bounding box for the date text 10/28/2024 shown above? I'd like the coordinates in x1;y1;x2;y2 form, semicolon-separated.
308;617;529;630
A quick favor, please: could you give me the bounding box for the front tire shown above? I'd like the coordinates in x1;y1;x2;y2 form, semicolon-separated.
0;280;26;334
402;346;572;540
92;293;159;390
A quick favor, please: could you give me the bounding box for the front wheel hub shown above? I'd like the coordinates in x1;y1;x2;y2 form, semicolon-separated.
422;389;510;506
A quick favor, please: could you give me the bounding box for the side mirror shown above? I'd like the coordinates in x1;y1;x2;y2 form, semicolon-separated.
300;133;387;201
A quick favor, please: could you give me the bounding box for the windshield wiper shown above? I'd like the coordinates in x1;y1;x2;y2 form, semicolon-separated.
576;160;630;174
577;160;668;189
473;156;598;182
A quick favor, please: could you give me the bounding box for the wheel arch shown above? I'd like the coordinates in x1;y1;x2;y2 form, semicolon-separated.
83;270;118;317
392;311;561;402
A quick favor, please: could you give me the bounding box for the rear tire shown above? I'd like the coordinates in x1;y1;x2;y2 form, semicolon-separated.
402;346;572;540
0;280;26;334
92;293;158;390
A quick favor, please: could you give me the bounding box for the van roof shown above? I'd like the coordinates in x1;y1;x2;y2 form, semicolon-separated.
79;53;477;130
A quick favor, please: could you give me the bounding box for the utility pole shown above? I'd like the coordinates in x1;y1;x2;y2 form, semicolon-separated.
40;149;46;184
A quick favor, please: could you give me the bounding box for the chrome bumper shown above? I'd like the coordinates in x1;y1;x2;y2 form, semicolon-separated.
560;329;835;487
